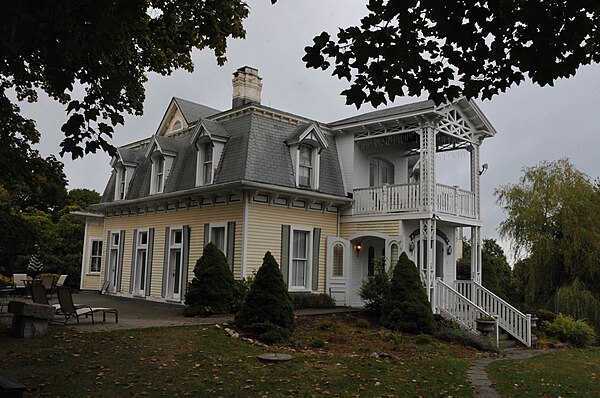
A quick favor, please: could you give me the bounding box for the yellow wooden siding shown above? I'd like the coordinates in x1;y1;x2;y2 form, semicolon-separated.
246;203;337;293
340;220;400;238
103;204;243;299
81;221;105;290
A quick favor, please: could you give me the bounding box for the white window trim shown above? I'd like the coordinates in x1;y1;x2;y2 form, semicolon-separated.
208;222;228;254
133;229;149;295
195;142;214;186
166;226;184;300
87;238;103;275
295;143;320;190
107;232;121;287
331;242;345;279
288;226;313;292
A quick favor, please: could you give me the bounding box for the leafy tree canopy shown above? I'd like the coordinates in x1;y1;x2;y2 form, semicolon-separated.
496;158;600;309
303;1;600;107
1;0;249;159
67;189;101;209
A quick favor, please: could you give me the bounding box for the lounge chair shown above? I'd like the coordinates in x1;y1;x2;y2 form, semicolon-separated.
12;274;28;297
39;275;56;294
56;286;118;325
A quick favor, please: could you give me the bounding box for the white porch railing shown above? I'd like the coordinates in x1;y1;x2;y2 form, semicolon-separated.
353;183;477;218
435;279;495;333
436;184;477;218
455;280;532;347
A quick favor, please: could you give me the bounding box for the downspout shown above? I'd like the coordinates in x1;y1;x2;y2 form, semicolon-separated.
241;191;249;278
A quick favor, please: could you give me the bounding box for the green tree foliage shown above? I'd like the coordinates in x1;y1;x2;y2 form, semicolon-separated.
185;242;235;316
497;158;600;334
235;252;295;344
358;256;390;317
1;0;249;159
497;159;600;308
555;279;600;336
303;1;600;107
67;189;101;209
456;239;514;301
381;252;435;334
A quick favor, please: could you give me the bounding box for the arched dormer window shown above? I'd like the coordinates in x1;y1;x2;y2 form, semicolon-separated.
172;120;182;132
286;122;328;190
110;148;138;201
145;136;178;195
190;120;229;187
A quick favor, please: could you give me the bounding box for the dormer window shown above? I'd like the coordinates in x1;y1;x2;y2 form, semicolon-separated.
172;120;182;132
298;144;313;187
154;156;165;193
202;143;214;185
117;167;127;200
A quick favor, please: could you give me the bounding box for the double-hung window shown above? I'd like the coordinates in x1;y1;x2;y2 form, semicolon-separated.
203;143;213;185
89;240;103;273
291;229;311;289
298;145;313;187
210;224;226;253
134;230;149;296
155;157;165;193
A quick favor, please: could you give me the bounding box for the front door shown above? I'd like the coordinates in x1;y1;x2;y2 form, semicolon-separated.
107;232;121;293
166;228;183;301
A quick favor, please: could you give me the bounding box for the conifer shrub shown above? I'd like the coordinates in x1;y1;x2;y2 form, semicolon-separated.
235;251;295;343
544;314;596;348
184;242;234;316
290;292;336;309
381;252;435;334
359;256;390;317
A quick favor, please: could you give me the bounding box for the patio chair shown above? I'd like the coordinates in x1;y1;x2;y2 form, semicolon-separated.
56;286;118;325
51;274;67;297
40;275;56;293
31;284;86;315
12;274;28;297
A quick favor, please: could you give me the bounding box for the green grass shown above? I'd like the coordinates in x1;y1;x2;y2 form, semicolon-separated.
0;314;476;397
488;347;600;397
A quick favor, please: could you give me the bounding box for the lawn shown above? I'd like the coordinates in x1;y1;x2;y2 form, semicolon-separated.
488;347;600;397
0;313;480;397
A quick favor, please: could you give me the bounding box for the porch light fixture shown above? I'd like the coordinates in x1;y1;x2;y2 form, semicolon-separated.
479;163;488;176
447;245;452;255
354;242;363;256
409;241;415;252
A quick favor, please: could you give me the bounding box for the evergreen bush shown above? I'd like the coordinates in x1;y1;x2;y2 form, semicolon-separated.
381;252;435;334
544;314;596;348
184;242;234;316
290;292;336;309
235;251;295;343
358;256;390;317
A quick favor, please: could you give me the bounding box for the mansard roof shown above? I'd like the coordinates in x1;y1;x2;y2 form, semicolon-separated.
98;101;346;206
173;97;221;123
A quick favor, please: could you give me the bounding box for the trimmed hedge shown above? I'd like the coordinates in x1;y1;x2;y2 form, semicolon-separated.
290;293;336;309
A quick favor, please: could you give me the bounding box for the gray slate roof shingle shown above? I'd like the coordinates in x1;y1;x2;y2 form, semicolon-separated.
173;97;221;123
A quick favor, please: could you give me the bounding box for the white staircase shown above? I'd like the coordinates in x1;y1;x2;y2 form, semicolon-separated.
435;279;532;347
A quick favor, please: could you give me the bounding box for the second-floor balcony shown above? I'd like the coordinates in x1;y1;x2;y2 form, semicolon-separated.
353;183;477;219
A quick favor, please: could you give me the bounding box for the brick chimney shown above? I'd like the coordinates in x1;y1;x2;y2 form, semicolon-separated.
232;66;262;108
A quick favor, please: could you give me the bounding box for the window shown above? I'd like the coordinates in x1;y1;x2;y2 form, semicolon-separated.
203;143;213;184
210;225;226;253
89;240;103;273
291;229;310;289
368;158;394;187
134;230;148;296
118;168;126;200
168;228;183;299
298;145;313;187
107;232;121;292
332;243;344;277
155;157;165;193
172;120;182;132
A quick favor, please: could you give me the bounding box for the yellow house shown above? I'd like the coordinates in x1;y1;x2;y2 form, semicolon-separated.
78;66;533;346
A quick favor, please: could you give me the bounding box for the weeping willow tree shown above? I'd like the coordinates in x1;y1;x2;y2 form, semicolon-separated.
496;159;600;327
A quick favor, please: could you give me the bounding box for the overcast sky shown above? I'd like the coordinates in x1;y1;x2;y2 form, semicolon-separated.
18;1;600;259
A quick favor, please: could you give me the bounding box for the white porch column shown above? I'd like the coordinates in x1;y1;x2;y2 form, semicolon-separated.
471;226;482;284
419;122;436;213
470;142;481;220
420;218;436;302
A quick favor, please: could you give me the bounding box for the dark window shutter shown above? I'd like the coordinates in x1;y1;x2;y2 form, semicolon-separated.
203;223;210;248
146;228;154;296
104;230;111;283
129;229;138;293
226;222;236;274
117;230;125;292
312;228;321;291
180;225;190;301
162;227;170;298
280;225;291;286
